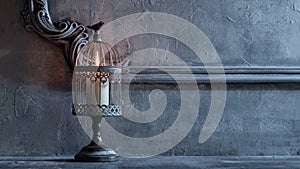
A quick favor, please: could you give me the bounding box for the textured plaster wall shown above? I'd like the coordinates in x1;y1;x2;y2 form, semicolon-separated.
0;0;300;156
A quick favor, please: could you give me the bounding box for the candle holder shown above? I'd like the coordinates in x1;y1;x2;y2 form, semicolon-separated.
72;21;122;162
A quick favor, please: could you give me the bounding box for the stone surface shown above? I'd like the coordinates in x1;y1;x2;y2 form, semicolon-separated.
48;0;300;67
0;0;300;157
1;156;300;169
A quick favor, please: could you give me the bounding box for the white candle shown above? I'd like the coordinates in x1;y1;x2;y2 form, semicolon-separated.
100;80;109;105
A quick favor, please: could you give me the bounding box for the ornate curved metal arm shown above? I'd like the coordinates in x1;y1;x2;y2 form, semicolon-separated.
22;0;89;70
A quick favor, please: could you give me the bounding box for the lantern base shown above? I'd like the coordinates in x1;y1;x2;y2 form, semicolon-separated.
74;141;119;162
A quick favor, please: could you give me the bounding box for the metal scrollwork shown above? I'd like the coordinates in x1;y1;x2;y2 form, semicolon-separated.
97;72;110;84
73;104;122;117
22;0;89;70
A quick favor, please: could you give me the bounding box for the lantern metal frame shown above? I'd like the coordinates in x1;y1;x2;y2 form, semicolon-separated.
71;20;123;162
72;34;123;161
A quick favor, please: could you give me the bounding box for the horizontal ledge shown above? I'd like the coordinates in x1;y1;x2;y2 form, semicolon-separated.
123;74;300;84
122;66;300;83
125;66;300;74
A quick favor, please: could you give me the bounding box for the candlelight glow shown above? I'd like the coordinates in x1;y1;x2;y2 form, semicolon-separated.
95;51;100;66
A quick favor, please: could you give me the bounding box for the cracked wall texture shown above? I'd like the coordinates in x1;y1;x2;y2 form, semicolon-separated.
0;0;300;156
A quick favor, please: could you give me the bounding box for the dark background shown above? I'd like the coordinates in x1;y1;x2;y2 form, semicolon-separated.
0;0;300;156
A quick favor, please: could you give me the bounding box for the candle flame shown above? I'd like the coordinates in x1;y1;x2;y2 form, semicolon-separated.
95;51;100;66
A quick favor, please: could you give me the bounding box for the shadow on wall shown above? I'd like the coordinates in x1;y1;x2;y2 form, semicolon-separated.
0;0;73;92
0;45;73;91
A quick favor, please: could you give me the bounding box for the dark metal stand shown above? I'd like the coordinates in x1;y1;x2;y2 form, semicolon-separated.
75;117;119;162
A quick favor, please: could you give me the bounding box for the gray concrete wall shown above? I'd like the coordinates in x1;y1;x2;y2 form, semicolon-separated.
0;0;300;156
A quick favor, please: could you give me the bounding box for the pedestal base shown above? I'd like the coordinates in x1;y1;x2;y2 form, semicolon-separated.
74;141;119;162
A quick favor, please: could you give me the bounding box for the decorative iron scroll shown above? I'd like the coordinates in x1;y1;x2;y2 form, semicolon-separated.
22;0;89;70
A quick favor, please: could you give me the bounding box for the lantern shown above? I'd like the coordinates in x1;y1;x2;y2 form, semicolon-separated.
72;21;122;162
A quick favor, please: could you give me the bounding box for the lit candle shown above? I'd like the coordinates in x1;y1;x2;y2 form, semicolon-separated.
95;52;100;104
94;51;109;105
94;51;110;106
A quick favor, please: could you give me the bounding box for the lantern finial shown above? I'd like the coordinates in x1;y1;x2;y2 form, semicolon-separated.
87;21;104;31
87;21;104;42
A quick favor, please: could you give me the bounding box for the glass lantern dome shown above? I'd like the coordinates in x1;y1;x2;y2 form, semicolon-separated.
72;22;122;117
